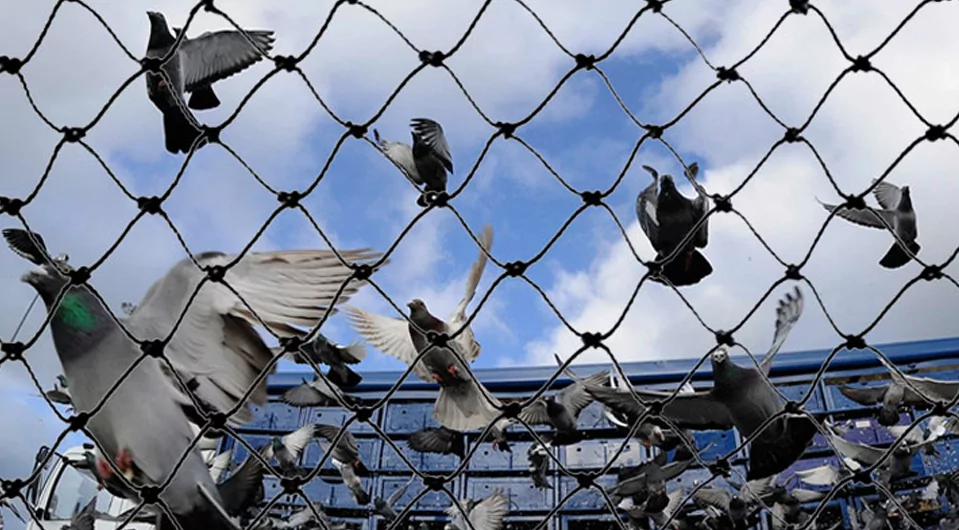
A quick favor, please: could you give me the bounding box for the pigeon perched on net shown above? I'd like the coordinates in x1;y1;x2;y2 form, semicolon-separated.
7;227;382;530
282;333;367;388
636;162;713;287
444;488;509;530
586;286;811;480
373;477;415;522
407;426;466;459
345;226;501;432
374;118;454;207
263;423;318;477
144;11;275;154
281;374;360;409
818;179;920;269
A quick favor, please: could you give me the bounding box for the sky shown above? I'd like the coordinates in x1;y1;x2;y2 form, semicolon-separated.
2;0;959;526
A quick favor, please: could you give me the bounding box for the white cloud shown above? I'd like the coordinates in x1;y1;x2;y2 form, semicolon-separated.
520;0;959;368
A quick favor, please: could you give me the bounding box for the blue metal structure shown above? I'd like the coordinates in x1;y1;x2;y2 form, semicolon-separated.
221;337;959;529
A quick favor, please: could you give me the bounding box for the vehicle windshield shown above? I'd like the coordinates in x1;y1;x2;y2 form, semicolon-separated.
45;461;112;521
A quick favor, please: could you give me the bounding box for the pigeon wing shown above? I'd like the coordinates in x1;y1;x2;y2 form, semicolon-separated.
820;201;896;230
2;228;50;266
558;369;607;418
410;118;453;173
467;488;509;530
447;225;493;363
178;29;275;92
343;305;433;382
872;180;903;210
282;423;318;457
636;171;661;247
759;286;805;375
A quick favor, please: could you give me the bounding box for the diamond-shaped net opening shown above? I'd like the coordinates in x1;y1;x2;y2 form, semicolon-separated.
3;1;959;530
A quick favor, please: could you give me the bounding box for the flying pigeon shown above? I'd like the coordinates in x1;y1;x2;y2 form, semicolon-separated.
282;333;367;388
207;449;234;484
9;229;382;530
528;440;553;490
407;426;466;459
270;502;335;530
444;488;509;530
331;458;370;506
281;374;360;409
826;418;944;487
586;286;811;480
517;367;608;446
345;226;501;432
263;424;318;477
144;11;275;154
609;449;696;506
373;477;415;522
818;179;920;269
374;118;454;207
315;424;371;477
636;162;713;287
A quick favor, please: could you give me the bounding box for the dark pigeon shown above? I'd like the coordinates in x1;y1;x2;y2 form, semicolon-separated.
145;11;275;154
373;477;414;522
374;118;454;207
527;440;553;490
264;423;318;477
407;426;465;459
284;333;367;388
517;367;608;446
281;375;360;409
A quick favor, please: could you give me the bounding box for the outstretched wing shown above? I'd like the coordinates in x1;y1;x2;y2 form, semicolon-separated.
410;118;453;173
872;179;903;210
820;201;895;230
179;29;275;92
343;305;434;382
447;225;494;363
759;286;805;375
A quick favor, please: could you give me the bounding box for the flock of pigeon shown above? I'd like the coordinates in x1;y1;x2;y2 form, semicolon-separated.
0;8;941;530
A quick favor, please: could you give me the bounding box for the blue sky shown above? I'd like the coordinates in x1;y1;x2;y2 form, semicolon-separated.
3;1;959;524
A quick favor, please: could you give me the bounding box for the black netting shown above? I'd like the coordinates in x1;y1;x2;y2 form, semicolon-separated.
2;1;959;530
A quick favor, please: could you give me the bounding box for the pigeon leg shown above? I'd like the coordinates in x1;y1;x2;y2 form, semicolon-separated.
447;365;460;378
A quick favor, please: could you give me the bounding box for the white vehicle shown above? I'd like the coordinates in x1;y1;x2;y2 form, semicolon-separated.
25;437;220;530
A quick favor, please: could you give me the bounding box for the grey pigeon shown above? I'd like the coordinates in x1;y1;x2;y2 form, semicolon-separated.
272;502;334;530
527;440;553;490
692;486;752;530
283;332;367;388
345;226;501;432
214;452;267;518
60;497;97;530
43;374;73;407
373;477;414;522
818;179;920;269
407;426;465;459
826;418;945;487
517;367;608;446
315;423;371;477
444;488;509;530
331;458;370;506
264;423;318;476
619;486;685;529
843;354;959;420
281;374;360;409
587;287;811;480
145;11;275;153
374;118;454;207
78;449;138;499
858;499;896;530
609;450;694;504
637;162;712;287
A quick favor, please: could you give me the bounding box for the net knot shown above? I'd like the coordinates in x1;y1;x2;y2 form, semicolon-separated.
426;331;449;348
0;196;24;216
505;260;527;277
346;122;367;139
574;53;596;71
419;50;445;67
420;190;449;208
843;334;866;350
709;457;731;478
714;330;734;347
644;125;663;139
280;336;304;354
140;340;165;359
921;264;943;281
353;406;374;423
137;196;163;215
580;190;603;206
925;124;947;142
1;341;25;362
201;0;216;12
784;400;802;414
783;127;803;143
575;472;596;489
68;412;90;432
63;127;85;143
842;194;866;211
273;55;298;72
139;485;161;504
784;264;803;280
277;190;302;209
496;121;517;139
503;401;522;419
646;0;665;13
0;479;23;499
69;266;91;285
207;411;228;430
281;475;306;494
646;400;664;417
850;55;872;73
140;57;162;73
202;125;221;144
352;263;373;281
789;0;810;15
713;194;733;213
0;56;22;74
205;264;227;283
581;331;603;349
423;474;445;491
716;66;739;82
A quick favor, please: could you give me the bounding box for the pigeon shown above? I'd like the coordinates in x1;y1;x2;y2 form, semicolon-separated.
43;374;73;406
281;374;360;409
407;426;466;459
636;162;713;287
271;502;334;530
444;488;509;530
609;449;696;507
844;354;959;419
373;477;415;522
600;369;697;456
60;497;97;530
517;366;608;446
857;499;896;530
692;485;755;530
207;449;234;483
374;118;454;207
818;179;920;269
263;424;318;477
121;302;138;316
345;226;501;432
315;424;371;477
825;419;944;487
620;486;686;530
527;440;553;490
794;459;862;488
283;333;367;388
213;452;267;518
331;458;371;506
144;11;275;154
586;286;810;480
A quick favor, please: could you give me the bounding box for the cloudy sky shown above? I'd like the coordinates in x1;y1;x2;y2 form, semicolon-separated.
2;0;958;525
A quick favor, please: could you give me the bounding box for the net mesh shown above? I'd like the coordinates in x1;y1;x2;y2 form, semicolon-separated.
2;1;959;530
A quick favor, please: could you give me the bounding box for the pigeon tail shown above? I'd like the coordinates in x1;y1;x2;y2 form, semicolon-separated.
326;364;363;388
188;86;221;110
658;249;713;287
746;416;818;481
162;109;204;154
879;240;920;269
433;384;500;432
352;459;371;477
354;487;371;506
